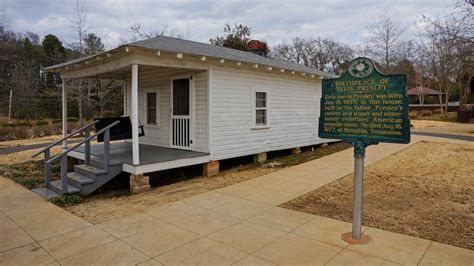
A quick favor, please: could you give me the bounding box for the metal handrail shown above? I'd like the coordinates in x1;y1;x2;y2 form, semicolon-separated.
31;120;99;158
47;120;120;164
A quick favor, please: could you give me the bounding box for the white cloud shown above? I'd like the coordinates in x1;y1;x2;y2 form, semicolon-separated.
3;0;457;49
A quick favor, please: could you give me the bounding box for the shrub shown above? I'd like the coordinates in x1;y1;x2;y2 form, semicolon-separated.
419;110;433;117
52;119;62;124
49;195;84;206
36;120;49;126
2;123;16;128
409;111;418;119
31;126;45;138
433;108;443;115
41;125;53;136
10;127;30;139
67;117;78;123
17;121;32;127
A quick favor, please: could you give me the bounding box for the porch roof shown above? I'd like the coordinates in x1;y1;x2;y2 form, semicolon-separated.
44;36;337;78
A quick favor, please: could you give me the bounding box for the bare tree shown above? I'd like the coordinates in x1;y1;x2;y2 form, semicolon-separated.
419;2;473;116
272;37;354;75
366;12;406;70
69;0;90;55
428;1;474;45
129;22;181;41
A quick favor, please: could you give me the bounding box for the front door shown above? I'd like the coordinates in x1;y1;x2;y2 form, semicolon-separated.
171;78;192;150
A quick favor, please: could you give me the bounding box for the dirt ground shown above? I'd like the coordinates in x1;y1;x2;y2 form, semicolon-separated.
65;166;278;224
59;142;351;224
281;141;474;250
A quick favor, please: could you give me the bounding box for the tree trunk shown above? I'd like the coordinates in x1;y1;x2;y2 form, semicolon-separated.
436;82;445;116
78;95;83;126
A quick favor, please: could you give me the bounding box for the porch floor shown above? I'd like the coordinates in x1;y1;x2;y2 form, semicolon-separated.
71;141;209;166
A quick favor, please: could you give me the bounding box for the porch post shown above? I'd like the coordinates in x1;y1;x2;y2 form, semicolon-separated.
61;78;68;148
131;64;140;165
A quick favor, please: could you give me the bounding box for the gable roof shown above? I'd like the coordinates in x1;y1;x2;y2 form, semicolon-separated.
45;35;336;78
407;86;443;95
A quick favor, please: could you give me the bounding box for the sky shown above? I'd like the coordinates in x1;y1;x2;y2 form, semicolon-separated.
1;0;457;49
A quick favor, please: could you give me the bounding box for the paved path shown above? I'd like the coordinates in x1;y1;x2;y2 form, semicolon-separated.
411;131;474;142
1;135;473;265
0;139;82;155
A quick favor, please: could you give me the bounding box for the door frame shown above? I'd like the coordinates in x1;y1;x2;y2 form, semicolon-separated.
170;75;194;150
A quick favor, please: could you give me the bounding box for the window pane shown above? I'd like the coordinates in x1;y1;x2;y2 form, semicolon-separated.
256;92;266;108
147;92;157;125
147;93;156;107
256;109;266;125
147;108;156;124
173;79;190;115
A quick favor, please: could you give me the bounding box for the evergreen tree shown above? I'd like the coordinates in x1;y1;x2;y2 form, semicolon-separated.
210;23;252;51
83;33;105;55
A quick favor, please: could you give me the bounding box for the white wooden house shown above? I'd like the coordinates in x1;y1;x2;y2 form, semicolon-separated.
37;36;336;197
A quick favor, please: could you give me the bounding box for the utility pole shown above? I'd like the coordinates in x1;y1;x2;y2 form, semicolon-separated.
8;90;12;123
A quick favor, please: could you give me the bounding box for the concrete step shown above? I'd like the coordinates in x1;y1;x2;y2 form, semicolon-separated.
49;180;80;195
67;172;95;188
31;188;60;199
74;164;107;178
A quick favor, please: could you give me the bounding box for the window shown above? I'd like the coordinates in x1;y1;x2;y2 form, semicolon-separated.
146;92;157;125
255;91;267;126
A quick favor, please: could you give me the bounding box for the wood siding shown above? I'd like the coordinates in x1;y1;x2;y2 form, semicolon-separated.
125;66;208;152
209;65;326;160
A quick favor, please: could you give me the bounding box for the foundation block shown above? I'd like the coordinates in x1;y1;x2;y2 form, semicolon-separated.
203;160;220;176
254;152;267;163
292;147;302;156
130;174;151;194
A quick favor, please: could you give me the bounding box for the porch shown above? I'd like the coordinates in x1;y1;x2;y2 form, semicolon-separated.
69;141;210;175
35;44;212;196
56;45;211;168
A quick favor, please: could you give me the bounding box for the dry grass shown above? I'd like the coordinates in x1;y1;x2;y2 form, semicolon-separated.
281;141;474;250
0;146;64;165
0;134;64;148
410;120;455;128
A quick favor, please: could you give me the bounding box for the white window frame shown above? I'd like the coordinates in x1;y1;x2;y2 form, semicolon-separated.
145;89;159;127
251;88;270;129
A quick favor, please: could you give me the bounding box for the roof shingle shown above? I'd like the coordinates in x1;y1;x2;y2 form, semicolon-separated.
45;36;336;78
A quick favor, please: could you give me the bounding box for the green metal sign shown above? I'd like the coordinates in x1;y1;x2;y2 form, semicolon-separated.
319;57;410;145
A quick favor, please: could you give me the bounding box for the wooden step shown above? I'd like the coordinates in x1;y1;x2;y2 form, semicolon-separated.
89;159;122;168
50;180;80;195
74;164;107;178
67;172;95;188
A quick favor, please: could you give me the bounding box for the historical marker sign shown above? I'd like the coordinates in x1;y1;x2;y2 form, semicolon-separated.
319;57;410;144
318;57;410;242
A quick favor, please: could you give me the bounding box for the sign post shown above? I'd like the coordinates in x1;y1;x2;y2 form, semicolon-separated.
318;57;410;241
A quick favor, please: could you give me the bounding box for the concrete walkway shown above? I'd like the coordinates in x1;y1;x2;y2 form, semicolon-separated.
411;131;474;141
1;135;473;265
